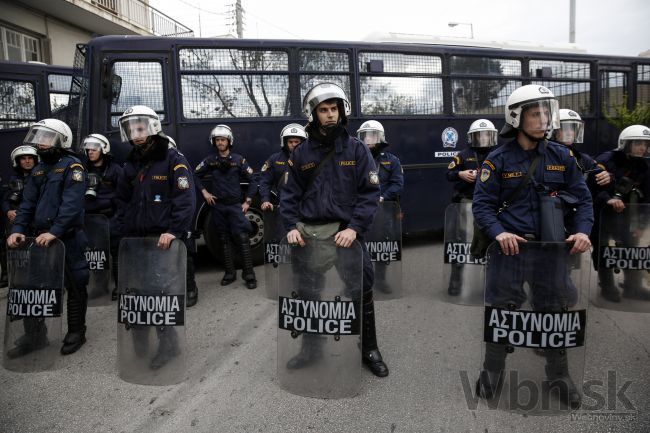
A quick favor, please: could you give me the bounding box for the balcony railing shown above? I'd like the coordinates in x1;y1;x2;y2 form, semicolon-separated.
90;0;194;37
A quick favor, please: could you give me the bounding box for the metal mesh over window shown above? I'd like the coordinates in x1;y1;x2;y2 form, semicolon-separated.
529;60;590;79
299;50;349;72
48;74;72;93
299;75;351;109
182;74;289;118
638;64;650;81
598;72;627;117
110;62;165;127
360;76;443;115
0;80;36;129
179;48;288;71
450;56;521;76
637;84;650;104
452;79;522;115
359;52;442;74
532;80;592;114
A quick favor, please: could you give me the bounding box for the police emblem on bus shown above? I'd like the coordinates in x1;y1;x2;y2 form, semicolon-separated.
441;127;459;148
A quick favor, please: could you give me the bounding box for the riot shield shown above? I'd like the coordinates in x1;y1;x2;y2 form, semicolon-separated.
84;214;111;306
277;238;362;398
3;238;65;372
442;202;486;305
263;209;288;300
477;242;589;414
117;238;187;385
365;201;402;300
593;204;650;312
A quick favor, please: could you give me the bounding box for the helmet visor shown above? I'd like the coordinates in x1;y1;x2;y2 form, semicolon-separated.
83;137;103;151
23;125;61;148
119;116;158;142
555;120;584;145
519;99;560;136
468;130;498;148
623;139;650;158
358;130;384;146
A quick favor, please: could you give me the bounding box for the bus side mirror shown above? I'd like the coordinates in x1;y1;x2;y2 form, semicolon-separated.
101;65;122;104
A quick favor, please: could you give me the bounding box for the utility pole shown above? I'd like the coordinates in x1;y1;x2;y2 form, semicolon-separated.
227;0;245;38
569;0;576;43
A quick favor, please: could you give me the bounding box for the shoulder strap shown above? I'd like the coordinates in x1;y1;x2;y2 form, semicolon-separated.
498;154;541;214
303;147;336;194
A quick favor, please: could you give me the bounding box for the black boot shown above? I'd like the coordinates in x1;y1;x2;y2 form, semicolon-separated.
286;334;325;369
448;264;463;296
220;235;236;286
238;233;257;290
150;327;180;370
361;300;389;377
476;343;507;399
7;318;49;359
621;271;650;300
186;254;198;307
598;268;620;302
544;349;582;409
61;288;88;355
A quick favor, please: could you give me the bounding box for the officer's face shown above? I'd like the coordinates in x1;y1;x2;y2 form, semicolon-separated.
128;121;149;145
19;156;35;171
629;140;649;157
315;101;339;127
522;106;550;139
286;137;302;152
86;148;101;162
556;127;575;146
213;137;230;152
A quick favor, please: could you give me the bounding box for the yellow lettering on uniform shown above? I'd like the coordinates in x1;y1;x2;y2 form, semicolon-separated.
300;162;316;171
380;161;391;165
151;175;168;181
339;160;356;166
502;171;524;179
54;168;65;173
275;161;285;165
545;165;566;172
33;170;44;176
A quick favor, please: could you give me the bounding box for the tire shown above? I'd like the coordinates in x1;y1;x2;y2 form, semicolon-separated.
203;207;264;267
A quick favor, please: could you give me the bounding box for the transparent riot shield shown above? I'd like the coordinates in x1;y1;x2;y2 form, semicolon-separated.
3;238;65;372
117;238;187;385
277;238;362;398
442;202;486;305
477;242;589;414
593;204;650;312
263;209;288;300
84;214;111;306
365;201;402;300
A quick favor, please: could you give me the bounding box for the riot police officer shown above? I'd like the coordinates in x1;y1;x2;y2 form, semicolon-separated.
446;119;498;295
115;105;196;369
592;124;650;302
7;119;90;356
473;85;593;407
195;124;257;290
1;145;38;286
280;83;389;377
259;123;307;211
81;134;123;300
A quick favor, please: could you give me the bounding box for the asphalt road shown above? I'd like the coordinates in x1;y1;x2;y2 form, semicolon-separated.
1;239;648;433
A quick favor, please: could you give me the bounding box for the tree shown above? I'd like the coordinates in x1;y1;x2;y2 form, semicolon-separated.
603;96;650;131
450;57;509;114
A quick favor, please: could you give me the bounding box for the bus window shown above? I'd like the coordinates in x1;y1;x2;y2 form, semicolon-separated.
532;80;591;114
600;71;627;117
110;61;165;127
48;73;73;115
529;59;591;79
179;48;289;118
528;59;593;115
636;64;650;104
358;52;443;115
0;79;36;129
299;49;351;110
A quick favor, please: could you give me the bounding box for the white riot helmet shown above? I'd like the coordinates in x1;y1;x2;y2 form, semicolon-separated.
500;84;560;139
10;145;38;168
82;133;111;154
210;124;234;147
167;136;177;149
23;119;73;149
617;124;650;158
302;82;351;123
553;109;585;145
357;120;386;146
280;123;307;148
467;119;498;149
118;105;161;143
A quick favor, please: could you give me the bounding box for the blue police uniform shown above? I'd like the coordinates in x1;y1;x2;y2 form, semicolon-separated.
473;139;593;308
374;151;403;201
12;153;90;343
446;148;488;202
258;150;289;204
195;152;255;235
2;173;29;215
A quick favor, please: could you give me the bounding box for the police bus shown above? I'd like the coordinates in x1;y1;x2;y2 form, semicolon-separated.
0;60;74;176
61;35;650;261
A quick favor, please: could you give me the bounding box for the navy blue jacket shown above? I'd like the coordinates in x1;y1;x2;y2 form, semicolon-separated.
258;150;290;203
116;141;196;238
83;158;122;215
12;154;87;237
280;129;380;234
473;139;593;240
593;150;650;207
374;151;404;201
1;172;30;214
195;151;255;204
446;148;490;201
